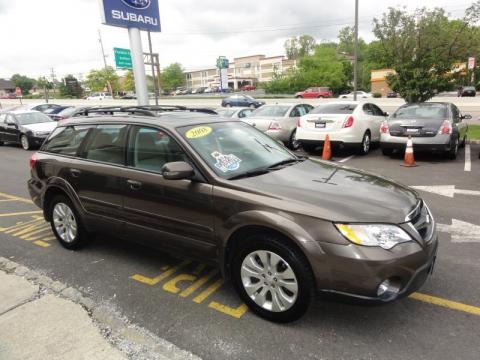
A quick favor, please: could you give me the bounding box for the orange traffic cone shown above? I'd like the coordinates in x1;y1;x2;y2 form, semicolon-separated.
402;135;417;167
322;134;332;161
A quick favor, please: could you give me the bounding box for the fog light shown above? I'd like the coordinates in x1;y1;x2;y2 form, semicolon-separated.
377;279;401;299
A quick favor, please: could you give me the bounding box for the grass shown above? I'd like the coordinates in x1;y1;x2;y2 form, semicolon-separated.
469;125;480;140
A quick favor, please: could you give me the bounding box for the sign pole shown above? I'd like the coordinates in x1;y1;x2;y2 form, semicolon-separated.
147;30;159;105
128;27;149;105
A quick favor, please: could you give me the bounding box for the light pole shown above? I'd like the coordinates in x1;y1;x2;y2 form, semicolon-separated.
353;0;359;101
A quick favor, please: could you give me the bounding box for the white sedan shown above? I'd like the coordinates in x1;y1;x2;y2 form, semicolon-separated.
340;91;373;99
296;102;388;154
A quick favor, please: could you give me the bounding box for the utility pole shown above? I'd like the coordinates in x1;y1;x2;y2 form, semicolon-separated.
353;0;359;101
147;31;159;105
50;68;56;98
98;29;113;96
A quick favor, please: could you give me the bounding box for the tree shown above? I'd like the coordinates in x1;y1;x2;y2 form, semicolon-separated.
373;2;480;102
86;67;120;92
36;77;53;91
124;70;135;92
11;74;35;95
159;63;185;91
284;35;316;59
59;75;83;98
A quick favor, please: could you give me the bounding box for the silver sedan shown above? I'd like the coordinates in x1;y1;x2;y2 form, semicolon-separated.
242;103;314;149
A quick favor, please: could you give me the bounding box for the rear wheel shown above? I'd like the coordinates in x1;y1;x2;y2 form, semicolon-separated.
288;130;301;150
49;195;88;250
20;135;30;150
460;135;467;148
447;137;459;160
232;234;314;323
358;132;371;155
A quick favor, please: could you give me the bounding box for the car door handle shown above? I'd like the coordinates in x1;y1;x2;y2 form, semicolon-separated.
127;179;142;190
70;169;81;178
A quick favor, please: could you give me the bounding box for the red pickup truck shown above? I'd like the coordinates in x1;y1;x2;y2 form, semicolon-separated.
295;87;332;98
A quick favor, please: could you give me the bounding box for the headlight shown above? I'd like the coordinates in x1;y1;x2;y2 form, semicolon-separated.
334;224;413;250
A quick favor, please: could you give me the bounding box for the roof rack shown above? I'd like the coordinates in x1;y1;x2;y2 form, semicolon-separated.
72;105;218;118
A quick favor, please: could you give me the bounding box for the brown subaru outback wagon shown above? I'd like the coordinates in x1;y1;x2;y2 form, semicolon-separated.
28;113;438;322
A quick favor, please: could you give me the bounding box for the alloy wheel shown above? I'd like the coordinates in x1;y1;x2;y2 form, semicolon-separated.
240;250;298;312
53;203;78;243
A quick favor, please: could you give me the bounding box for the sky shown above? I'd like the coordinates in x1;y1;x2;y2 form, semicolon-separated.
0;0;474;80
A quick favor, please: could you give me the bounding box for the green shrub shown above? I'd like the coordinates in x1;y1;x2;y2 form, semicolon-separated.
372;92;382;98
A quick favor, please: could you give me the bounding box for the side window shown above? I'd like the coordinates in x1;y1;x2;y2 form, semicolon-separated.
129;126;187;173
83;125;127;165
42;126;92;155
297;106;307;116
303;104;313;114
290;107;300;117
362;104;373;115
0;114;6;123
6;115;15;124
371;104;384;116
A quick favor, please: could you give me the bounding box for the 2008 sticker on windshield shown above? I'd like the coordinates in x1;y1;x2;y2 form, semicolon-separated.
186;126;212;139
211;151;242;172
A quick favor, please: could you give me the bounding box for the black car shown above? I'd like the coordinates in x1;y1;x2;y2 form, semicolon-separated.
387;91;398;98
0;110;57;150
458;86;476;97
221;94;265;108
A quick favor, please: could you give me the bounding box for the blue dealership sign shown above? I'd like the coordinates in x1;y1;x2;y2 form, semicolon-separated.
99;0;161;32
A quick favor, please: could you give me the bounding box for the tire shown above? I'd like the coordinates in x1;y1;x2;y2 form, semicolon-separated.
232;234;314;323
460;135;466;148
288;130;301;150
49;195;88;250
20;134;30;150
447;137;459;160
358;131;371;155
382;148;394;156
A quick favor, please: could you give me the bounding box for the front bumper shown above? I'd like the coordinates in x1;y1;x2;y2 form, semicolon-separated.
29;135;48;147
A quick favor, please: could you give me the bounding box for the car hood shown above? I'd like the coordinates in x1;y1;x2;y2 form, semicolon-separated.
22;122;57;133
230;159;419;223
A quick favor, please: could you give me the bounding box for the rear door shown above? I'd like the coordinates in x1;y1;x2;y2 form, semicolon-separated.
122;126;216;258
5;114;20;142
451;104;467;141
367;104;386;141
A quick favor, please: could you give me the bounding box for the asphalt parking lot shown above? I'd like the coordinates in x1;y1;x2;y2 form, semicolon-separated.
0;140;479;359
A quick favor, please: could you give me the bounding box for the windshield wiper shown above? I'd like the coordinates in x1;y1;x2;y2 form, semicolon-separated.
267;157;305;169
227;168;271;180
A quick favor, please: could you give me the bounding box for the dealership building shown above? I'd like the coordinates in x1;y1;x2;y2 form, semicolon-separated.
185;54;296;90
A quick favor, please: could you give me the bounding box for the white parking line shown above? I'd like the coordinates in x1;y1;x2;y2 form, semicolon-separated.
338;155;355;163
464;145;471;172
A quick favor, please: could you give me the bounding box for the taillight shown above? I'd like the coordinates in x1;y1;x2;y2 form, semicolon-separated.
268;121;282;130
439;120;451;135
296;117;301;127
29;152;38;170
380;121;389;134
342;116;354;128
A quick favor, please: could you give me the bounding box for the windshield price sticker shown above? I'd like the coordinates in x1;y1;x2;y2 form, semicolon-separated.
186;126;212;139
211;151;242;172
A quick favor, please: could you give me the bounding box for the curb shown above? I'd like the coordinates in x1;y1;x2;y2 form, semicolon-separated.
0;257;201;360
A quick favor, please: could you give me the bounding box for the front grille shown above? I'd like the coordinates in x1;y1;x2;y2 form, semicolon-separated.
408;201;434;243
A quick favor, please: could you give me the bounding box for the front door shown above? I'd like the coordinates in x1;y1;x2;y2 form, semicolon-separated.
122;126;215;258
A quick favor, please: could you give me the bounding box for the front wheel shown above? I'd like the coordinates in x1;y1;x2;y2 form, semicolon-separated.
20;135;30;150
447;137;459;160
232;234;314;323
358;132;371;155
381;148;394;156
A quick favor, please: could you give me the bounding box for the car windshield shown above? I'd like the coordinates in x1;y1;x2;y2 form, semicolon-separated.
216;109;236;117
463;86;475;90
392;104;447;120
179;121;300;179
15;112;54;125
310;104;357;114
251;105;290;117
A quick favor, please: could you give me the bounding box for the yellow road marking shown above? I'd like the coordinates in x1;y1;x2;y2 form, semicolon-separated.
12;221;47;237
192;278;224;304
130;260;190;286
0;211;42;217
208;302;248;319
41;236;56;241
19;226;51;240
410;292;480;316
2;218;43;233
163;274;197;294
0;199;18;202
180;269;218;298
0;192;33;204
33;240;51;247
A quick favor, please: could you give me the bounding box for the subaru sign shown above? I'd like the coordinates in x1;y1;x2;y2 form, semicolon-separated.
99;0;161;32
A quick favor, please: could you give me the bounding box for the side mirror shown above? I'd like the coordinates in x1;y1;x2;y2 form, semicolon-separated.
161;161;194;180
461;114;472;120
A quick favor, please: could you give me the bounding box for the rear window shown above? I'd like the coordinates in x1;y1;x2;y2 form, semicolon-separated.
42;125;92;155
392;104;448;120
310;104;357;115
